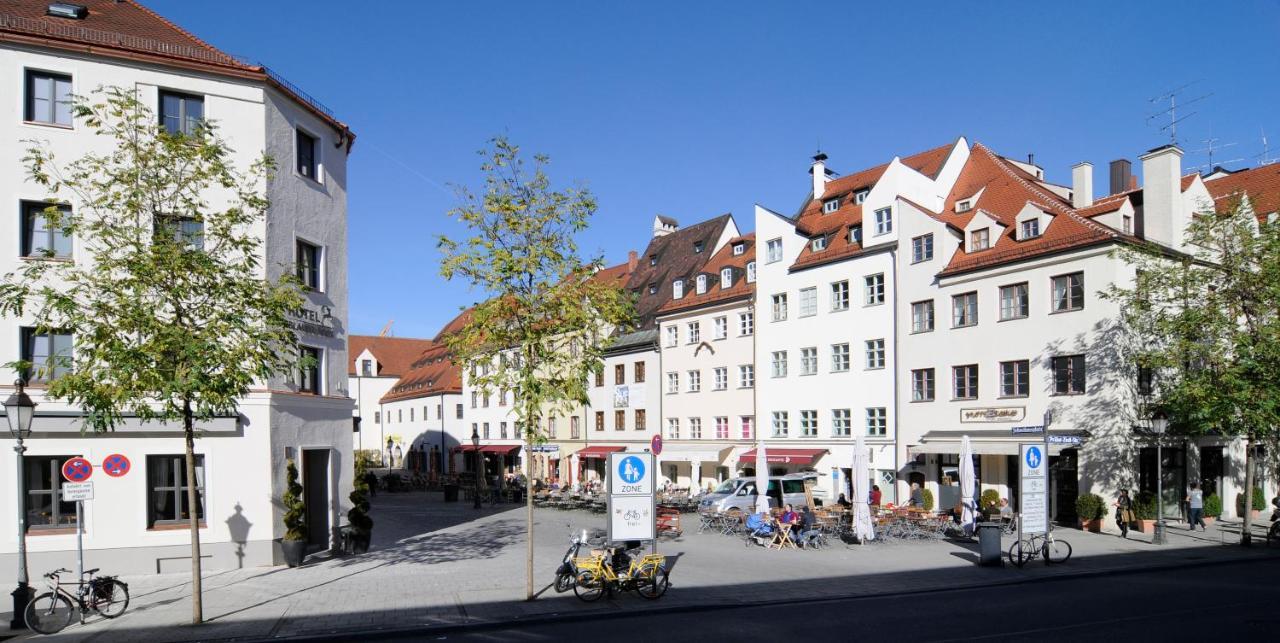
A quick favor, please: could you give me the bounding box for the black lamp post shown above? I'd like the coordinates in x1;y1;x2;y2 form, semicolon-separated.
1151;411;1169;545
386;437;394;469
471;426;482;509
6;380;36;629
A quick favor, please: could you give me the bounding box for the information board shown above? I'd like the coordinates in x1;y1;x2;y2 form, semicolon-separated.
1020;443;1048;535
607;452;655;542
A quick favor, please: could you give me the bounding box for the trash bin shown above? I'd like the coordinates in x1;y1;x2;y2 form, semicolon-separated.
977;522;1002;566
443;484;459;503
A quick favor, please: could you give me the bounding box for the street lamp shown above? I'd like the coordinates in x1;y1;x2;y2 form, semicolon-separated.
471;426;482;509
6;379;37;629
1151;411;1169;546
386;437;394;469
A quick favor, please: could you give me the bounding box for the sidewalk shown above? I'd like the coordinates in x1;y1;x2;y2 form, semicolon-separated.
7;493;1276;642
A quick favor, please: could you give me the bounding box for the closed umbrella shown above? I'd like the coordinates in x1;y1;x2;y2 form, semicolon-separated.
852;433;874;542
960;435;978;536
754;442;770;513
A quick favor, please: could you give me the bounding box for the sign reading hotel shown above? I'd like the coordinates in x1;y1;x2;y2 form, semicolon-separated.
289;305;335;338
960;406;1025;423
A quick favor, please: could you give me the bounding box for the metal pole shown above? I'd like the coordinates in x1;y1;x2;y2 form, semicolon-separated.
10;437;31;630
1043;411;1052;565
1153;440;1167;545
76;500;83;579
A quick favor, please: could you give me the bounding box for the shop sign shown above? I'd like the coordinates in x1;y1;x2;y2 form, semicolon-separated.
289;305;335;337
960;406;1025;423
529;444;559;453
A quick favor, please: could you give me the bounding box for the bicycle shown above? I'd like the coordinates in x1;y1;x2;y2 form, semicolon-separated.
1007;527;1072;567
24;567;130;634
573;543;669;601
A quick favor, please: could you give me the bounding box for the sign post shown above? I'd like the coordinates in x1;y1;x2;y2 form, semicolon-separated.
607;452;656;546
60;458;93;585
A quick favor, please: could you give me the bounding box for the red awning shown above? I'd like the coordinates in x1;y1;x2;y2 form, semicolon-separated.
481;445;521;455
737;448;827;464
575;446;626;459
450;445;480;453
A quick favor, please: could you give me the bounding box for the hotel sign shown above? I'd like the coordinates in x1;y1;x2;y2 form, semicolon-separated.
289;305;335;338
960;406;1025;423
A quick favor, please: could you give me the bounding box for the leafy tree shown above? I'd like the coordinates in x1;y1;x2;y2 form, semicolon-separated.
438;137;634;600
0;88;305;622
1105;197;1280;544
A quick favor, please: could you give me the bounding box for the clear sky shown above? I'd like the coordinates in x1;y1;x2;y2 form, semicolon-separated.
148;0;1280;339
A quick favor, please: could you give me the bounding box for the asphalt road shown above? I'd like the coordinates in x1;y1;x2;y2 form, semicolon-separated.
413;557;1280;642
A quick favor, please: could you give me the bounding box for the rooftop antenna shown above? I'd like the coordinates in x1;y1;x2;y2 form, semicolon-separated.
1258;127;1280;166
1146;81;1213;145
1191;130;1240;173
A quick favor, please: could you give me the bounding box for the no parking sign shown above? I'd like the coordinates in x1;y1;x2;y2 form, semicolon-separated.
61;457;93;483
103;453;131;477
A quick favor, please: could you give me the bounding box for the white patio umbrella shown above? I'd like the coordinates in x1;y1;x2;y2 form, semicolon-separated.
754;442;770;513
852;433;874;542
960;435;978;536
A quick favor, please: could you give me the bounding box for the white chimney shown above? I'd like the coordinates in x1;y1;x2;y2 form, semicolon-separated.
811;152;828;200
1071;162;1093;208
1139;145;1187;249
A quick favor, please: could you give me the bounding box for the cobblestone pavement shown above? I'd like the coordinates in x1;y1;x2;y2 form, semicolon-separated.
8;493;1277;642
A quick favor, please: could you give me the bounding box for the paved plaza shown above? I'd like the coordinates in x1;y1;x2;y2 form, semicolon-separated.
5;492;1277;642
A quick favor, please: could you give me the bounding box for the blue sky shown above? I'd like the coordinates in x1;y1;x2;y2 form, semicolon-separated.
149;0;1280;339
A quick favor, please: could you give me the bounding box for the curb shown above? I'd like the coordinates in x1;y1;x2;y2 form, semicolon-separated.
252;548;1280;642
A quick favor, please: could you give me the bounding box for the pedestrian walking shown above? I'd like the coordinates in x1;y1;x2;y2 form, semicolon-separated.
1186;482;1206;531
1114;489;1134;538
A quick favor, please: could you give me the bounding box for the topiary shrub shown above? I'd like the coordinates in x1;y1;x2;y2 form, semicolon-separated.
922;488;935;511
1134;491;1157;520
980;489;1001;513
348;454;374;535
1204;493;1222;518
1075;493;1105;521
282;459;307;542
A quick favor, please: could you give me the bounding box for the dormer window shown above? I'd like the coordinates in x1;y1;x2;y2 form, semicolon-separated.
746;261;756;283
732;243;745;256
811;235;828;252
822;198;841;214
956;200;972;213
849;225;863;245
854;190;869;205
971;228;990;251
673;279;684;299
696;274;707;294
693;241;705;253
647;283;657;294
649;254;658;266
1019;219;1041;240
721;267;733;289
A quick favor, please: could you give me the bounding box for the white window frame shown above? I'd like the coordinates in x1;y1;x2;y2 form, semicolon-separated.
799;287;817;317
911;300;935;333
687;369;701;392
746;261;757;283
822;198;840;214
696;274;708;294
739;311;754;336
713;367;728;390
771;411;789;437
866;407;887;436
864;274;885;305
771;293;788;321
720;267;733;289
830;280;850;311
687;321;700;344
666;371;679;394
766;238;783;263
831;343;850;372
874;207;892;235
739;364;755;388
771;351;788;378
673;279;684;299
800;347;818;376
911;234;934;263
831;409;851;437
865;338;885;369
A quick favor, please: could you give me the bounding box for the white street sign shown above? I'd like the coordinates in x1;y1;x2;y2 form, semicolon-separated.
608;452;655;542
1021;493;1048;533
1048;435;1083;445
609;495;654;541
61;481;93;502
1023;477;1047;494
1020;443;1048;536
609;453;654;496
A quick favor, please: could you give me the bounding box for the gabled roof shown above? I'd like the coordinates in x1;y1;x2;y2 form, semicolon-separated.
380;342;462;403
432;307;474;343
624;214;733;329
937;144;1120;277
657;234;755;315
0;0;353;144
348;336;435;377
1204;163;1280;220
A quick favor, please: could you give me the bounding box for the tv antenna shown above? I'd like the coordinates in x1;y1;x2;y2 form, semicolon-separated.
1257;127;1280;166
1190;133;1241;173
1146;82;1213;145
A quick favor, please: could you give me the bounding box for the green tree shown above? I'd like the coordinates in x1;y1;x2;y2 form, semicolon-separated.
1105;197;1280;545
438;137;634;600
0;88;305;622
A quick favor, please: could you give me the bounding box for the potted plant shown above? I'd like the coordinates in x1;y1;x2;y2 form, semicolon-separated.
1133;491;1157;533
922;488;935;512
980;489;1001;518
1235;488;1265;519
281;458;308;567
347;454;374;554
1075;493;1105;532
1203;493;1222;525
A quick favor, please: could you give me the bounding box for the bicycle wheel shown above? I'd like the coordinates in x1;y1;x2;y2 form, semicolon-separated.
92;579;130;618
636;566;670;600
573;570;605;602
1006;539;1029;568
1046;537;1072;564
1268;522;1280;545
24;592;74;635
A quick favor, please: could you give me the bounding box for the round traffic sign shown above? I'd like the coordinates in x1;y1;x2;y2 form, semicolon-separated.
650;434;663;456
62;457;93;483
103;453;131;477
618;455;646;484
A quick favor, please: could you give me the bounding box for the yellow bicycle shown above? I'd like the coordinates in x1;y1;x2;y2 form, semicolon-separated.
573;545;669;601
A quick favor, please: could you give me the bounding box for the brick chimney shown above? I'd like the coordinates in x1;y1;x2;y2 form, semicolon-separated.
627;250;638;272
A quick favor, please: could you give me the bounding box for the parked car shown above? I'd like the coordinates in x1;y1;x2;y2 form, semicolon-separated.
698;473;819;515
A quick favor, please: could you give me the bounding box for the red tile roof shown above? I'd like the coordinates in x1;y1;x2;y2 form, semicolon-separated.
657;234;755;314
1204;164;1280;220
937;144;1120;277
380;342;462;403
432;307;474;343
0;0;353;143
348;336;435;377
624;214;734;329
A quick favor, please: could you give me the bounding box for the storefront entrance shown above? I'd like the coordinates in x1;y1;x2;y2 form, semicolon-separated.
1140;447;1186;521
302;449;331;552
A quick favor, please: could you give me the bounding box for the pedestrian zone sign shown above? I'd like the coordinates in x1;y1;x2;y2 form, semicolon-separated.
607;451;656;542
609;453;653;496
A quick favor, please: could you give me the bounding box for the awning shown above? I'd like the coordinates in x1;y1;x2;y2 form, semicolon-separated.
737;448;826;464
907;429;1088;457
481;445;522;455
657;444;732;463
576;445;626;459
450;445;480;453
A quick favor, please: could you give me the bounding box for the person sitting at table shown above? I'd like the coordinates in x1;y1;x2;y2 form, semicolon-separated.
907;482;924;508
998;498;1013;519
745;509;775;545
870;485;882;507
796;506;822;547
837;494;852;509
779;503;799;525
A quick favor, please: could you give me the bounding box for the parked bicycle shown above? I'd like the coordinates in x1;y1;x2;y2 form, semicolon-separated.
24;567;130;634
1007;527;1072;567
573;542;669;601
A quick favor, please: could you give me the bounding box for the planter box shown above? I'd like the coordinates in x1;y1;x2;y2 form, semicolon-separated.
281;539;307;568
1079;519;1103;533
1133;519;1157;533
1204;516;1217;525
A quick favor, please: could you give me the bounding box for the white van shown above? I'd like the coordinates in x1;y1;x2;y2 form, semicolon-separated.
698;473;820;514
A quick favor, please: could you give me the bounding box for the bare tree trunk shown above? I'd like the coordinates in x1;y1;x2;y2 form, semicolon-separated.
525;422;534;601
1242;437;1255;547
184;399;204;623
